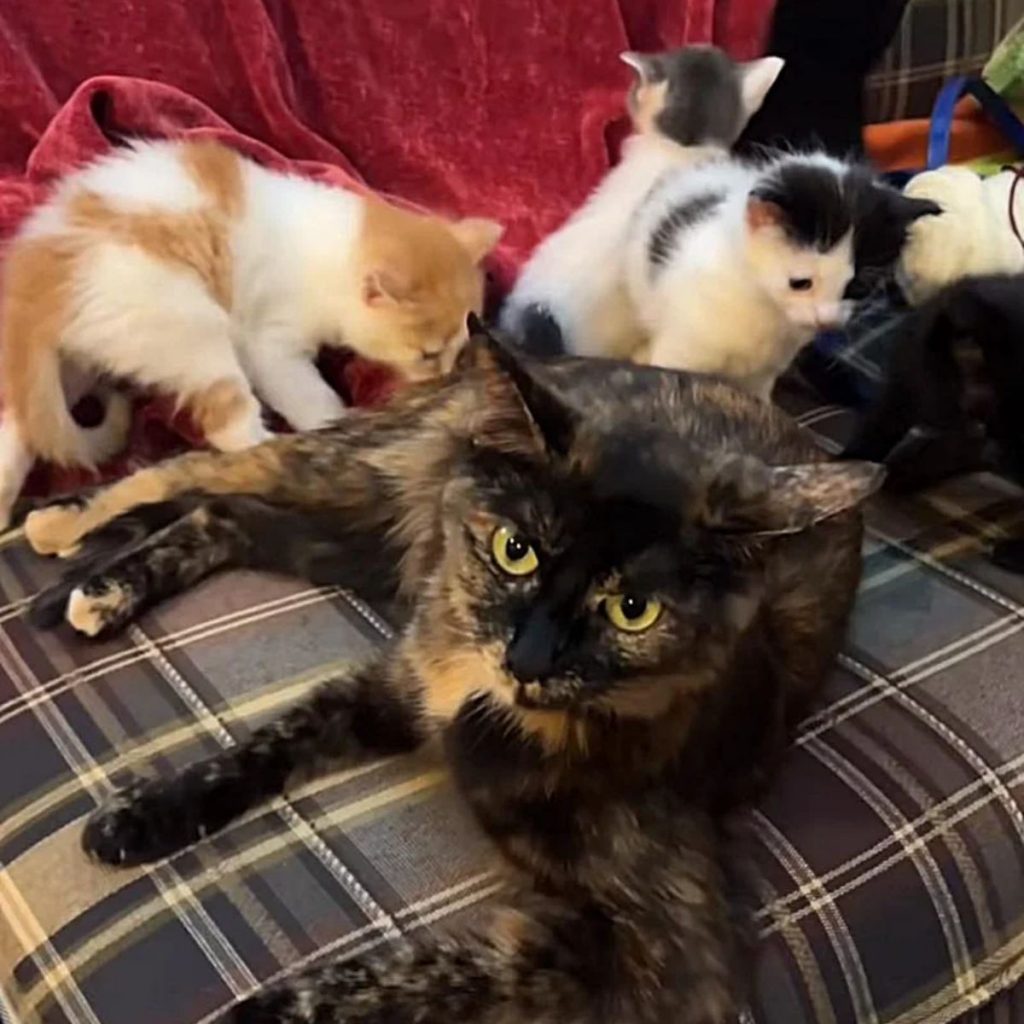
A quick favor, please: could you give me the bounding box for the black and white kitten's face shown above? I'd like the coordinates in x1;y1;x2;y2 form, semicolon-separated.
621;45;784;147
744;156;939;328
426;344;882;717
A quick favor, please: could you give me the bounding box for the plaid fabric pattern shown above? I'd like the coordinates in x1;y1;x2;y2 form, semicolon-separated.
868;0;1024;123
3;386;1024;1023
798;290;909;412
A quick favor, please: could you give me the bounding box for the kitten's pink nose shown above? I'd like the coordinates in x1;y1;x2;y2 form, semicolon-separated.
815;303;849;329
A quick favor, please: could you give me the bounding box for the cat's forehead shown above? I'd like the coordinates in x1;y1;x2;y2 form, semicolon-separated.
474;428;700;540
754;156;860;252
641;47;745;147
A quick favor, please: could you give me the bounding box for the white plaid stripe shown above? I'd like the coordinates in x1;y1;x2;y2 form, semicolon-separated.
0;624;260;1012
123;622;405;945
753;814;879;1024
757;752;1024;935
802;735;977;992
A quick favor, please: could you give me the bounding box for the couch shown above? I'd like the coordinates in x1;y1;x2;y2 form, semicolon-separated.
3;1;1024;1022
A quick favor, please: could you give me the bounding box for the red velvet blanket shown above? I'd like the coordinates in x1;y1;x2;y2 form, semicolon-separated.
0;0;774;496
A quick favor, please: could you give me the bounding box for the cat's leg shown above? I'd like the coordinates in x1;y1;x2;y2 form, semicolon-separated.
70;248;271;452
52;501;253;637
22;429;331;557
246;339;348;432
35;495;401;636
226;813;740;1024
187;375;270;452
83;654;426;866
27;498;207;630
0;419;36;531
227;897;598;1024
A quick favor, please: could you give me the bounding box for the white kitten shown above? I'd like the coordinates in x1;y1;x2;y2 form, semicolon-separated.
899;165;1024;305
625;153;940;399
501;46;784;357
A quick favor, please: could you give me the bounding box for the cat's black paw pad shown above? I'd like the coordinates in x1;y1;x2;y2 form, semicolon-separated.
82;778;198;867
224;991;296;1023
991;539;1024;574
65;577;135;638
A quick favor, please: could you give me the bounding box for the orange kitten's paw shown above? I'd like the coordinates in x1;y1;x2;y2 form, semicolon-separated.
25;505;87;557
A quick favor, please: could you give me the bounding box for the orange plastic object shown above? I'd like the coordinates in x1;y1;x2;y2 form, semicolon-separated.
865;97;1010;171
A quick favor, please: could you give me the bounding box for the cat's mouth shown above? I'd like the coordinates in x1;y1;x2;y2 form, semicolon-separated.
513;679;580;710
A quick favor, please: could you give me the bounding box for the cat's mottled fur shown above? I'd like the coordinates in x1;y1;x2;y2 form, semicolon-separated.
0;138;502;529
27;324;881;1023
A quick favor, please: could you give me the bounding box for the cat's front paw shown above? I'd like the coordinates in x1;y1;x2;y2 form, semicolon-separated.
66;579;135;637
25;501;88;557
82;777;205;867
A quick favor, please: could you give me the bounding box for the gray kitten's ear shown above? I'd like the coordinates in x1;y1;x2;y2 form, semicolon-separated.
704;455;883;536
738;55;784;119
620;51;660;84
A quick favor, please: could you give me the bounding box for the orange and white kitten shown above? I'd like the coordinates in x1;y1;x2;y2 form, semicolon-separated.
0;139;502;527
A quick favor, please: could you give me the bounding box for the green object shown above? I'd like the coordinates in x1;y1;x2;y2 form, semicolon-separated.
986;15;1024;101
961;148;1020;175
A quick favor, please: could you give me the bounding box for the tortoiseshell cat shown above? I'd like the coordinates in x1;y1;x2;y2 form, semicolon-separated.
26;323;881;1023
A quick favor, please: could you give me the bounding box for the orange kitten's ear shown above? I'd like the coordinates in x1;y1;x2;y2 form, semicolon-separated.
450;217;504;263
745;195;786;233
363;269;416;307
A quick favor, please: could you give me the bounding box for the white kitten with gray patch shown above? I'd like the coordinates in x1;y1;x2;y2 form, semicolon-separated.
501;45;784;358
625;153;940;399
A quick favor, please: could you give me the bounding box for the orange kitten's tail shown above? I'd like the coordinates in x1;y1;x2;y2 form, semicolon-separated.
1;236;131;471
5;336;131;468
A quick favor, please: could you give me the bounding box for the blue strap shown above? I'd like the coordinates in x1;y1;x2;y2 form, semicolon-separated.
927;75;1024;169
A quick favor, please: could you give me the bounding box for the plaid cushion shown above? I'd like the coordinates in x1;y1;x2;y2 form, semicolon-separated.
2;387;1024;1023
868;0;1024;123
798;290;909;412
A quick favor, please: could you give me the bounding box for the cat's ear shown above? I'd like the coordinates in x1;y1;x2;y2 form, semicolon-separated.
619;51;660;85
704;454;884;535
745;193;787;233
738;56;785;119
460;315;577;456
889;191;942;224
363;268;416;307
450;218;504;263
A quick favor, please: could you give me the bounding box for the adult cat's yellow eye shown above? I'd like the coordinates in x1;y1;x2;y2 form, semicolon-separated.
491;526;539;576
604;594;662;633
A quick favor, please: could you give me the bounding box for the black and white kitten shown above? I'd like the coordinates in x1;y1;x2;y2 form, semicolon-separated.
502;45;784;358
623;153;940;399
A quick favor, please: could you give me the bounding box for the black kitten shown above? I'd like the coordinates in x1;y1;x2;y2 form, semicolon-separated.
737;0;909;157
840;273;1024;568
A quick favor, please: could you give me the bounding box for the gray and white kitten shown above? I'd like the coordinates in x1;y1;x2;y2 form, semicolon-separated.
501;45;784;359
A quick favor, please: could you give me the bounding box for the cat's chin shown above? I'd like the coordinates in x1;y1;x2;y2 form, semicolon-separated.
512;680;580;711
